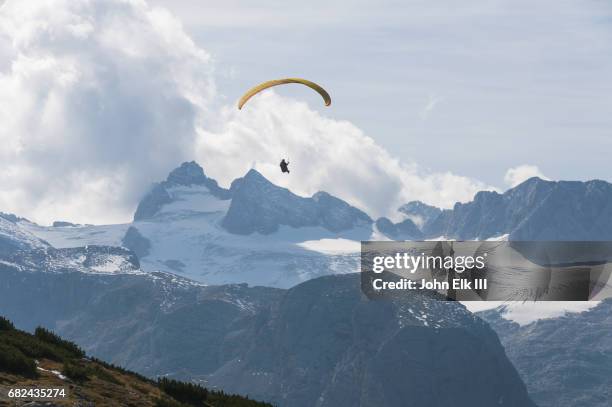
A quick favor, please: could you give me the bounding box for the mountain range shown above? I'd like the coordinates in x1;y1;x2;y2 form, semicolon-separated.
18;162;373;288
3;160;612;406
423;177;612;240
0;215;534;406
16;162;612;290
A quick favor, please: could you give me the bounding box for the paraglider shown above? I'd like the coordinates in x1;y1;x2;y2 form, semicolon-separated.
280;159;290;174
238;78;331;110
238;78;331;174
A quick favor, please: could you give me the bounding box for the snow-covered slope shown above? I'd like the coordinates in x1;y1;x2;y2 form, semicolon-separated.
0;215;144;276
1;216;50;252
21;162;373;288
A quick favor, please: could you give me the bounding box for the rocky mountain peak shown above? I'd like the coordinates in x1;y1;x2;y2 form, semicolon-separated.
134;161;231;221
0;212;28;224
165;161;209;186
229;168;272;193
244;168;268;182
375;217;423;240
398;201;442;230
222;171;372;235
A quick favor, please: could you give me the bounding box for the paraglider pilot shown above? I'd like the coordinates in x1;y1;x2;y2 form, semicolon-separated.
280;159;290;174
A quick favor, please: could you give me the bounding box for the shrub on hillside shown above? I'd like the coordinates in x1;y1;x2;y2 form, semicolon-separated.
35;327;85;358
155;397;189;407
0;316;14;331
0;342;37;377
3;330;68;362
62;362;89;383
158;378;208;406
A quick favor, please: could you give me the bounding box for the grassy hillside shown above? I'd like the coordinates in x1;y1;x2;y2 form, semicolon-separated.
0;316;273;407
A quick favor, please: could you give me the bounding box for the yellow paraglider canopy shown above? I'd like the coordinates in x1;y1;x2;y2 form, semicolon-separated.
238;78;331;109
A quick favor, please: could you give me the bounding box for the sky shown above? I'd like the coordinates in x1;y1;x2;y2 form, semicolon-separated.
153;0;612;183
0;0;611;225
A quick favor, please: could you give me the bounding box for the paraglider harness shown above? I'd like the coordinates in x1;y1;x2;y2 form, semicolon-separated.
280;159;290;174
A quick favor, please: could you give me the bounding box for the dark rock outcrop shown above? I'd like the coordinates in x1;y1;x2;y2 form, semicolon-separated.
375;217;423;240
52;221;80;227
122;226;151;259
133;183;173;221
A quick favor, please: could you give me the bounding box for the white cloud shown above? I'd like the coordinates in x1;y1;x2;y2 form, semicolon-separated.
0;0;493;225
196;91;492;219
0;0;214;224
504;165;550;188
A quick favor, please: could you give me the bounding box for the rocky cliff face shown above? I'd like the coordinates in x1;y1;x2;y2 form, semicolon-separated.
222;169;371;234
406;177;612;240
207;274;535;407
375;217;423;240
478;300;612;407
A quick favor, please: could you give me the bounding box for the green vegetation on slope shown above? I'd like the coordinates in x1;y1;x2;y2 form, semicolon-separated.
0;315;273;407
